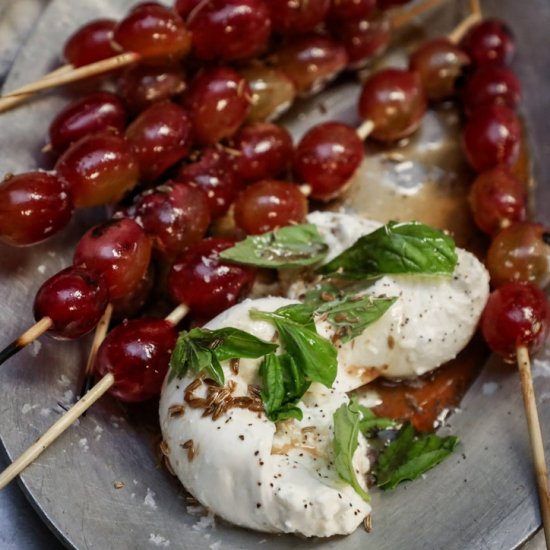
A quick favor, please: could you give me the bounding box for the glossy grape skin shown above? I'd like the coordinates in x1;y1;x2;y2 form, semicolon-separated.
462;65;521;115
331;15;391;70
358;68;427;142
481;282;550;360
33;266;109;340
55;133;140;208
183;67;251;146
240;66;296;122
486;223;550;289
274;35;348;96
0;172;73;246
95;319;177;402
461;18;515;67
231;122;294;183
174;0;202;19
125;101;193;182
329;0;376;21
462;105;521;172
111;265;155;320
269;0;330;35
377;0;412;9
187;0;271;61
112;5;191;61
73;218;152;300
116;64;186;114
409;38;471;102
294;121;364;201
63;19;118;67
48;92;127;154
233;179;307;235
468;167;526;235
177;146;242;218
168;238;256;319
132;182;211;260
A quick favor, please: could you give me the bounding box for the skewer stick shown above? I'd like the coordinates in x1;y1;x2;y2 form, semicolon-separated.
517;345;550;548
356;120;375;141
390;0;447;30
0;304;188;489
78;303;113;398
447;12;482;43
468;0;482;20
0;372;115;490
0;317;53;365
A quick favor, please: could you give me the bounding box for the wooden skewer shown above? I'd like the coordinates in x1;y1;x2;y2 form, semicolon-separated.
78;303;113;398
0;0;444;115
0;317;53;365
468;0;482;20
448;11;482;43
356;119;375;141
517;345;550;548
0;304;188;489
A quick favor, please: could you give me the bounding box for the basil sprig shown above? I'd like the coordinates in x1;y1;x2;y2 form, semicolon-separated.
219;223;328;269
319;221;457;279
169;327;278;385
375;423;458;490
260;353;310;422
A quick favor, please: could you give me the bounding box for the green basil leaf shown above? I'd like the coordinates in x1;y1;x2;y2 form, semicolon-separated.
375;423;459;490
319;221;457;278
260;353;286;417
219;223;329;268
201;327;278;362
332;400;371;502
251;309;337;388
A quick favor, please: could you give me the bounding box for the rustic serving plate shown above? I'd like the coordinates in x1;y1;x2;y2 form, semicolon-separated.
1;0;550;549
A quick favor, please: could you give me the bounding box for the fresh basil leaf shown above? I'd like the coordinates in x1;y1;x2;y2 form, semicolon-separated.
355;405;398;435
219;223;329;268
251;309;337;388
319;221;457;278
272;302;317;331
169;327;277;385
318;295;396;343
260;353;308;422
375;423;459;490
332;400;371;502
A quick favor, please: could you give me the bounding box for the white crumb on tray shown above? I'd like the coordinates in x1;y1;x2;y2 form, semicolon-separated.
148;533;170;547
37;264;46;274
144;488;158;510
209;542;221;550
21;404;36;414
39;408;51;417
58;374;71;387
193;511;216;532
62;389;74;402
186;505;206;516
78;438;89;451
482;382;499;396
28;340;42;357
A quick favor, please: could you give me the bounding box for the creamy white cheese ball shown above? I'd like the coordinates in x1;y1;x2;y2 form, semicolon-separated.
160;297;371;538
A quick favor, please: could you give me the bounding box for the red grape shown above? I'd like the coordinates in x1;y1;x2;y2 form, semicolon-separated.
230;122;293;183
377;0;412;9
409;38;470;101
468;167;526;235
33;266;109;339
331;15;391;70
132;182;211;259
294;121;364;200
240;66;296;122
73;218;152;300
55;133;140;208
486;223;550;289
111;265;155;320
187;0;271;61
177;146;242;218
269;0;330;35
168;238;256;319
116;64;186;114
358;68;427;142
462;65;521;115
461;18;515;67
0;172;73;246
329;0;376;21
233;179;307;234
113;4;191;61
274;35;348;96
48;92;127;154
125;101;193;182
481;282;550;360
174;0;202;19
95;318;177;402
183;67;251;146
63;19;118;67
462;104;521;172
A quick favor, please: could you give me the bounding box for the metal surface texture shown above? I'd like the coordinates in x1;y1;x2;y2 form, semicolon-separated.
0;1;549;549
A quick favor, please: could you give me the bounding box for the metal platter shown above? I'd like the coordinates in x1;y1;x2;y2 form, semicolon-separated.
1;1;550;549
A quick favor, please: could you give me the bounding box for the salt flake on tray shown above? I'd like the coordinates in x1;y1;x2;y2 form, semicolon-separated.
148;533;170;547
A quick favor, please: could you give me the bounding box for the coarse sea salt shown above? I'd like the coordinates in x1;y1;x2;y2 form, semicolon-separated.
29;340;42;357
144;488;158;510
78;438;89;452
193;512;216;532
148;533;170;547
